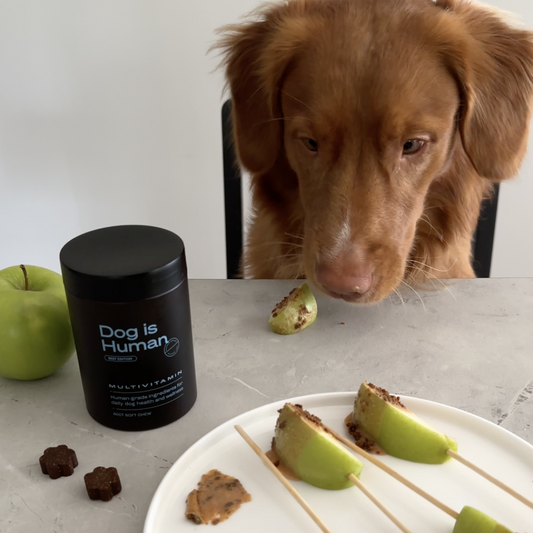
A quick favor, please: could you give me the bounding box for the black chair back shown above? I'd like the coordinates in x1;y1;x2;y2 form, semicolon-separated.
222;100;243;279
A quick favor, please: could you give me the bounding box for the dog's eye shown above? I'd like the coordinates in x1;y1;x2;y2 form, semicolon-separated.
302;138;318;152
402;140;424;155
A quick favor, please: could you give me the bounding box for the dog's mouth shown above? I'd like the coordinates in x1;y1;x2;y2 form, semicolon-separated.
324;289;371;304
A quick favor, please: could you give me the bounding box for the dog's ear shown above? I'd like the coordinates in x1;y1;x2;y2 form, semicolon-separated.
215;5;309;174
438;0;533;181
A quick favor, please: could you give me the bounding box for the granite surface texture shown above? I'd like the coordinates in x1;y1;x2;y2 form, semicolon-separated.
1;278;532;532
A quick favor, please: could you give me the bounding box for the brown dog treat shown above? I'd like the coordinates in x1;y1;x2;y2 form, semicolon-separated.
39;445;79;479
84;467;122;501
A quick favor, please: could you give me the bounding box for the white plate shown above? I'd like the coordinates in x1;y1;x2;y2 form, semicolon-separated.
144;392;533;532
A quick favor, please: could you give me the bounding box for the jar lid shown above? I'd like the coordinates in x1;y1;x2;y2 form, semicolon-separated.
60;225;187;302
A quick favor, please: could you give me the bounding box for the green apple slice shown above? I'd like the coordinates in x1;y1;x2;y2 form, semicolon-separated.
352;382;458;464
274;403;363;490
453;506;513;533
269;283;317;335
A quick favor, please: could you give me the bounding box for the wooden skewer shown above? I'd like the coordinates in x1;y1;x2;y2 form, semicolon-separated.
348;474;413;533
234;425;333;533
329;421;533;515
446;449;533;511
235;424;413;533
325;424;459;519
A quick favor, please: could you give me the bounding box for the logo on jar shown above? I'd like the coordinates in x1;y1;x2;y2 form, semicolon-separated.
164;337;180;357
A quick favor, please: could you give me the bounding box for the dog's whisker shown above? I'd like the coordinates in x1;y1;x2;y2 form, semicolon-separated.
407;258;451;273
426;277;440;292
407;257;458;274
406;263;430;280
409;263;458;302
254;116;312;126
264;253;303;262
396;278;426;312
280;90;317;114
407;264;441;291
405;263;458;302
420;271;457;301
418;214;446;243
251;241;304;250
391;286;406;310
275;259;305;278
430;277;457;301
284;232;305;241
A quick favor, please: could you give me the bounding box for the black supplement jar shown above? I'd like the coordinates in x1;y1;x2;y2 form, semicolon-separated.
60;225;197;431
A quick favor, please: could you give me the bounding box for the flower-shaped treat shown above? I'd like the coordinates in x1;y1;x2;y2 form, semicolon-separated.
84;467;122;501
39;445;79;479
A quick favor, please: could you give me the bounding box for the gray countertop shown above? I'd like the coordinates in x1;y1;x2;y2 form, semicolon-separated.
1;278;532;532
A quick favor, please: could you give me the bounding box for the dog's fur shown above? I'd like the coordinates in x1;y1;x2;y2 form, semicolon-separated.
217;0;533;303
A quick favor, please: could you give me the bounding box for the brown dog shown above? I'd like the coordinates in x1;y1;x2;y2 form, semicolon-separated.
217;0;533;303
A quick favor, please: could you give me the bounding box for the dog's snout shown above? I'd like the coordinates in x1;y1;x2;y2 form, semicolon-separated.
316;257;374;300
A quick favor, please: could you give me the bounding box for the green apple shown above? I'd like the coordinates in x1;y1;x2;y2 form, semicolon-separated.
269;283;317;335
352;382;458;464
0;264;75;380
274;403;363;490
453;506;513;533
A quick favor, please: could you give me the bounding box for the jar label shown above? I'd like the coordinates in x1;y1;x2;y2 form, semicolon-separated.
65;282;197;430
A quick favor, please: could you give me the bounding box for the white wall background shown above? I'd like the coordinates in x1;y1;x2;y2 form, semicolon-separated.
0;0;532;279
